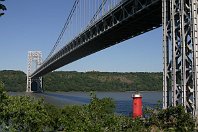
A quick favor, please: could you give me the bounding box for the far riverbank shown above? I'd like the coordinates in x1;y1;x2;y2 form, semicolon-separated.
1;70;162;92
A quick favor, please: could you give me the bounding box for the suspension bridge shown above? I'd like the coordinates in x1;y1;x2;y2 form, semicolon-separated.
26;0;198;116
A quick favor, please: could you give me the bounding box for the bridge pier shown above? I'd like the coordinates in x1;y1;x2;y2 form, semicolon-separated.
26;51;43;92
26;77;43;92
163;0;198;116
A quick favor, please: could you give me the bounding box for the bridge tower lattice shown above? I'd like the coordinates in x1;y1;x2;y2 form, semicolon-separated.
26;51;43;92
163;0;198;116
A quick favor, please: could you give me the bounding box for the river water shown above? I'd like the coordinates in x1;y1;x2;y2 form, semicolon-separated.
9;91;162;116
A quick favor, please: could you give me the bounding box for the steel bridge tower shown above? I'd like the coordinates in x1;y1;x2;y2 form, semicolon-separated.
163;0;198;116
26;51;43;92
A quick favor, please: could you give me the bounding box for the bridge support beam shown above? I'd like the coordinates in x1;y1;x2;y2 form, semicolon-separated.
163;0;198;116
26;51;43;92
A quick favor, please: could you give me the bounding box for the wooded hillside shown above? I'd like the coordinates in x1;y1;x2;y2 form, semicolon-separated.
0;70;26;91
0;70;162;92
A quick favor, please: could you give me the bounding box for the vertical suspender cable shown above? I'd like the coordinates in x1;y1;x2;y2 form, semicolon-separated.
45;0;79;61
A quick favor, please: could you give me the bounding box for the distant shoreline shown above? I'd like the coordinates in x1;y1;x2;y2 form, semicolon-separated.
1;70;162;92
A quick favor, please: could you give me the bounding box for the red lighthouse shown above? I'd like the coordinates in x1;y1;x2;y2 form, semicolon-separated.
132;93;143;118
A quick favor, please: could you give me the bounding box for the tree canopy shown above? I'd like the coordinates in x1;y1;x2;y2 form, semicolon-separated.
0;0;6;17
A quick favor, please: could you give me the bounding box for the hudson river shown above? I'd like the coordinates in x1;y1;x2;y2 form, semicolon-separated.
9;91;162;116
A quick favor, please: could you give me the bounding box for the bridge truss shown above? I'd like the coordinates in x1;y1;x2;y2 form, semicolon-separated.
163;0;198;116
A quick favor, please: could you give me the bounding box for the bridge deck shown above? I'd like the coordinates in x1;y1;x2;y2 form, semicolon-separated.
31;0;162;78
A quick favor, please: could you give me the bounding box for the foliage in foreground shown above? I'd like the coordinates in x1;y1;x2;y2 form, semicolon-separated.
145;105;195;131
0;81;196;131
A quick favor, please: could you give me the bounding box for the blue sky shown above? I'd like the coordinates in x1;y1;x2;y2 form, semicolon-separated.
0;0;163;73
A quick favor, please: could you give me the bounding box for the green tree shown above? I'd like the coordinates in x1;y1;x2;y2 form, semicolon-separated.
0;81;8;101
59;92;124;131
145;105;195;131
0;95;51;131
0;0;6;17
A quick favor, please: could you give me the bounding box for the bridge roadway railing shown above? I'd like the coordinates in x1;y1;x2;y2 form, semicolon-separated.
31;0;162;78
